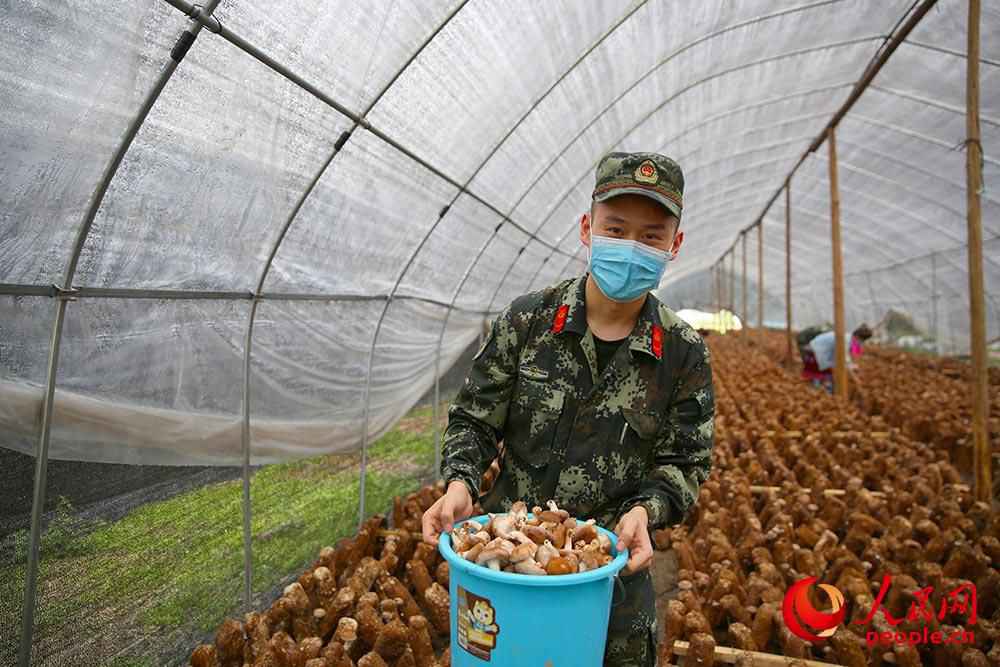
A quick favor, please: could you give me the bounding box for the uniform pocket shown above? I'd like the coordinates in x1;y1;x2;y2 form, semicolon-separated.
621;408;660;441
507;377;564;468
604;408;660;498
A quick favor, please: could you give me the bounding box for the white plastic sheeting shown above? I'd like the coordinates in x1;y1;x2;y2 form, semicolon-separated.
0;0;996;465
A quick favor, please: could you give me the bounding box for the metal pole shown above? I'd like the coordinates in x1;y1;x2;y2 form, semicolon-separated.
232;0;472;534
497;37;882;300
16;298;67;667
719;262;725;320
931;251;939;354
758;222;765;340
965;0;991;503
785;181;793;364
741;232;748;336
729;250;736;316
240;300;257;611
157;0;577;264
712;264;718;315
458;0;650;310
736;0;940;246
828;127;848;399
433;352;442;480
17;5;221;663
350;0;647;524
864;270;880;336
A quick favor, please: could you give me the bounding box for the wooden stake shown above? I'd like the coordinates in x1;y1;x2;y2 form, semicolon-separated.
828;127;848;399
750;485;887;499
785;181;793;364
670;640;845;666
741;231;748;337
758;222;764;342
966;0;991;502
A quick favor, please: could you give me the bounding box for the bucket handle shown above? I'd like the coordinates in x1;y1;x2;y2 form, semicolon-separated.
611;574;626;607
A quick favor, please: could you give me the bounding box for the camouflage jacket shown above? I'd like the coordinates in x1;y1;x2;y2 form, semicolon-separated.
440;274;715;532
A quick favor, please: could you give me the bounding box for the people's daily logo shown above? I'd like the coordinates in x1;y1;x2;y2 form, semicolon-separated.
782;576;846;642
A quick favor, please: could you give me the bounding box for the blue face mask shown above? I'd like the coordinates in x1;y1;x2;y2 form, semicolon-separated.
588;231;675;303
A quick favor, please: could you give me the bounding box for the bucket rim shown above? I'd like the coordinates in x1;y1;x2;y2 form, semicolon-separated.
438;514;629;586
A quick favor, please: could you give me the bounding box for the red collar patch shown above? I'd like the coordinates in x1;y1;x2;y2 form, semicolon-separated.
552;304;569;333
651;324;663;359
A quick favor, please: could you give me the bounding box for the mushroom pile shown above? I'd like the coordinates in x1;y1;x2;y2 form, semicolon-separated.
655;334;1000;667
449;500;616;575
190;482;454;667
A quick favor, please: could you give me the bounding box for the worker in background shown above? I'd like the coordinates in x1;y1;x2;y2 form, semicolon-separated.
802;324;873;392
422;152;715;667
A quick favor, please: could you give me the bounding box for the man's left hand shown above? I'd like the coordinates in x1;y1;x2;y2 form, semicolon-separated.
614;505;653;575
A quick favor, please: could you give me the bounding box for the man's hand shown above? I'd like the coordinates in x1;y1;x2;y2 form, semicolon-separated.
614;505;653;575
421;480;475;546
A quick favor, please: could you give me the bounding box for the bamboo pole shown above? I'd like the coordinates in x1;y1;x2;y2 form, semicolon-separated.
758;222;764;342
965;0;991;503
828;127;848;399
741;231;748;336
670;641;844;667
785;181;793;364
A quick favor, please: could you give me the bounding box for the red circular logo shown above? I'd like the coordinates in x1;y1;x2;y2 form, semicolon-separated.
640;164;655;177
782;577;846;642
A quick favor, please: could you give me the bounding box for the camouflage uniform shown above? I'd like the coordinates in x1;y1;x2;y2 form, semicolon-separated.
441;273;715;667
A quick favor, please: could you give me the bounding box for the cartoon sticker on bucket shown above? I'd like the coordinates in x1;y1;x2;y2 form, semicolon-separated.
457;586;500;661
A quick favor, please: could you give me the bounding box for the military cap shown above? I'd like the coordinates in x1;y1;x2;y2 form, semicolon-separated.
592;151;684;221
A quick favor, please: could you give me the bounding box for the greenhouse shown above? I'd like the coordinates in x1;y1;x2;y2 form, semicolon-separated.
0;0;997;665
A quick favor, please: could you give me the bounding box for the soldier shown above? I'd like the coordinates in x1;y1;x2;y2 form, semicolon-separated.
422;151;715;666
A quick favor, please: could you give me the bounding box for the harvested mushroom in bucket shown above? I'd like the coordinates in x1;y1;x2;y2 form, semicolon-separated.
449;500;616;575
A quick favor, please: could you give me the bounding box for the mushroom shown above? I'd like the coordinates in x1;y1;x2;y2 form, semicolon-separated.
491;513;518;539
535;540;560;568
597;531;612;553
514;559;548;575
470;530;491;546
559;550;580;573
509;539;544;575
545;556;574;575
522;524;551;545
579;549;604;572
572;519;598;545
507;530;534;546
509;540;538;564
476;538;514;571
551;523;568;549
449;522;475;552
334;617;358;644
462;542;485;562
537;500;570;523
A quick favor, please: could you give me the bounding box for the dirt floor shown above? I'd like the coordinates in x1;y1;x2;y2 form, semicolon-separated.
651;548;681;625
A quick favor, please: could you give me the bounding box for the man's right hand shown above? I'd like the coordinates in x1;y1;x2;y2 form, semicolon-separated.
421;480;475;545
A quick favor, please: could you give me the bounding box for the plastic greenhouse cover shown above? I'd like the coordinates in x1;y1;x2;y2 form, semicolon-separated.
0;0;997;465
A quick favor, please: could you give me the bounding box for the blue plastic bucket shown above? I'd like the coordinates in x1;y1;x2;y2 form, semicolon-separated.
438;515;628;666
